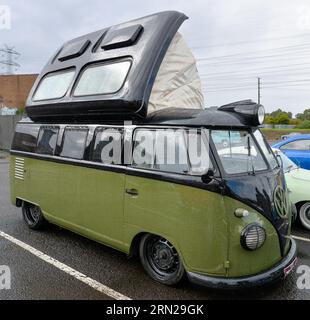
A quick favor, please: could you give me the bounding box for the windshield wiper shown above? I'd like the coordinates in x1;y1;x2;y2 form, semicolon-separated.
246;135;255;175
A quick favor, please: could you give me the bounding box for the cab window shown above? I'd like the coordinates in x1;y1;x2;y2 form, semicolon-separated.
132;128;212;175
60;127;88;160
211;130;268;175
253;129;278;169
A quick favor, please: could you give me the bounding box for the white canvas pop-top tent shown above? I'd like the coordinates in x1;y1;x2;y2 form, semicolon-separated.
148;32;204;113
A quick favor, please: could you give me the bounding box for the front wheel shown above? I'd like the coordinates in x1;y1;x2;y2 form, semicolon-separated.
299;202;310;230
139;234;185;286
22;202;46;230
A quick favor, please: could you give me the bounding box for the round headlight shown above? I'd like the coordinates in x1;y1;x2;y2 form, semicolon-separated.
257;105;265;125
241;223;266;251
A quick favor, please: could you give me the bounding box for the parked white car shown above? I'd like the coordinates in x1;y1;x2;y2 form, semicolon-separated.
273;148;310;230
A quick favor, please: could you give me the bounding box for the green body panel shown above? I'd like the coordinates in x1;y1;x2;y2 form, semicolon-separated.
11;155;127;252
223;198;281;277
124;175;229;276
11;155;282;278
124;175;281;277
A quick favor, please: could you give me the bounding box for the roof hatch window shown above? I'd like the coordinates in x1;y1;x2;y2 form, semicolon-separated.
73;60;131;96
33;69;75;101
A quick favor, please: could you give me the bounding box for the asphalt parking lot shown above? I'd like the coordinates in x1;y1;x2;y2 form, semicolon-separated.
0;157;309;300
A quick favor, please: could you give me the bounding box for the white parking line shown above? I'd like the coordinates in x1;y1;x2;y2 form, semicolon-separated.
292;235;310;243
0;230;131;300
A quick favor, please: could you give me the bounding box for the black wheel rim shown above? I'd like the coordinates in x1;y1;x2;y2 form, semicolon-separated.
24;205;40;224
306;207;310;221
145;236;180;277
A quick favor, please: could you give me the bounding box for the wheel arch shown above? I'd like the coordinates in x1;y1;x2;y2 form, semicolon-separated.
295;200;309;211
128;231;186;267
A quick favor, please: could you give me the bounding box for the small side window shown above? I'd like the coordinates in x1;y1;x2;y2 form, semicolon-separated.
92;128;123;164
60;127;88;160
36;127;59;155
11;124;40;153
132;129;155;170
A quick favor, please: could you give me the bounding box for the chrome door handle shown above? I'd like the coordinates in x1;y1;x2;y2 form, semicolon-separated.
125;188;139;196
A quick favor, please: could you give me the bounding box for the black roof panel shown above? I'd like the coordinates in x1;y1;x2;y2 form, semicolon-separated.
20;107;253;128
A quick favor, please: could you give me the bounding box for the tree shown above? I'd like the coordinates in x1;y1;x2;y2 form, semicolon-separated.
289;118;301;126
264;115;275;125
296;109;310;121
297;120;310;129
270;108;292;119
274;113;290;125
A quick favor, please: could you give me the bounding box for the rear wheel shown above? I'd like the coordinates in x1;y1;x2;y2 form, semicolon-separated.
299;202;310;230
22;202;46;230
139;234;185;286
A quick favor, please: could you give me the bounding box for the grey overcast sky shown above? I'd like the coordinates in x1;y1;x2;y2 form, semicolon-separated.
1;0;310;115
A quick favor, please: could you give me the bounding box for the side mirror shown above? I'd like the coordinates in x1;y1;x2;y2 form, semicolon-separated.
201;168;215;184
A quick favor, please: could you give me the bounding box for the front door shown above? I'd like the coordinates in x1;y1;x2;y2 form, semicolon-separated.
123;127;228;275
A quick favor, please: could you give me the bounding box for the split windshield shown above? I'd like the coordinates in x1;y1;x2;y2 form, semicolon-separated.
211;129;278;175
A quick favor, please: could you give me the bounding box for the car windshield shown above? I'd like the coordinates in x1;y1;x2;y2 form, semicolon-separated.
211;130;268;175
276;150;298;172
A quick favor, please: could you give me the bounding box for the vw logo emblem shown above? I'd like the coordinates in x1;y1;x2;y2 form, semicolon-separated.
274;186;289;218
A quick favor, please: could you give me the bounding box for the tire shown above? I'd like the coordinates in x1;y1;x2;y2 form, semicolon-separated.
139;234;185;286
298;202;310;231
22;202;46;230
222;140;229;148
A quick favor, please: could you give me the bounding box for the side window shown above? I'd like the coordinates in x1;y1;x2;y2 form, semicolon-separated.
60;127;88;160
74;61;131;96
154;130;190;174
33;69;75;101
92;128;123;164
132;128;211;175
36;127;59;155
11;124;40;153
188;130;212;175
132;129;155;170
281;140;310;151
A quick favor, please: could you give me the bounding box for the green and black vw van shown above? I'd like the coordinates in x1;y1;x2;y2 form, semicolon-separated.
10;11;297;289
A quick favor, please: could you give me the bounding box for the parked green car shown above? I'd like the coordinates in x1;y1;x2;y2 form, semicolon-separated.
273;148;310;230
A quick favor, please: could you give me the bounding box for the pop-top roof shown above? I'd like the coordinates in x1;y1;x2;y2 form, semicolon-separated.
26;11;195;122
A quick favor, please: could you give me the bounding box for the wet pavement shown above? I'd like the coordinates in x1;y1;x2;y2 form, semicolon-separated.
0;159;309;300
